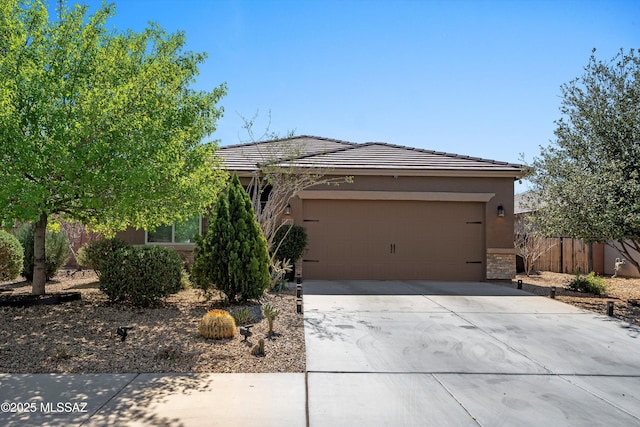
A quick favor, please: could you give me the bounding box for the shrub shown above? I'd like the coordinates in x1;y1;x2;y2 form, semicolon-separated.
231;307;255;326
15;224;69;281
76;238;131;276
227;174;271;301
0;230;24;281
191;237;210;297
270;258;292;291
194;174;270;302
180;268;193;290
75;246;89;269
567;272;608;296
272;224;308;263
99;245;182;307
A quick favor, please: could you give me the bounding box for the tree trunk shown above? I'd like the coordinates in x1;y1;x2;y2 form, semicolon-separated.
32;212;48;295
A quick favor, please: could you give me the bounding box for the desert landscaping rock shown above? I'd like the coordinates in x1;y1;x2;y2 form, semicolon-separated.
1;270;638;374
0;271;305;374
494;272;640;326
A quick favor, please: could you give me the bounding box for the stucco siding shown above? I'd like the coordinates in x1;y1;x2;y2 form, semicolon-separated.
604;243;640;277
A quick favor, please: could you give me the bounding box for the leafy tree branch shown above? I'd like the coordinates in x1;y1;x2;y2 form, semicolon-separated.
0;0;227;294
527;48;640;272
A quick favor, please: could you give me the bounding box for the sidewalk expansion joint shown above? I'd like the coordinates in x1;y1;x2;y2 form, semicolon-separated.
79;373;140;426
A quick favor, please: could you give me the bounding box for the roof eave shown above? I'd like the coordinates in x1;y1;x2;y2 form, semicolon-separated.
319;168;525;178
225;166;524;179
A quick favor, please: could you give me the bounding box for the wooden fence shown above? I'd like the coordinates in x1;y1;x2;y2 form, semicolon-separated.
531;237;592;274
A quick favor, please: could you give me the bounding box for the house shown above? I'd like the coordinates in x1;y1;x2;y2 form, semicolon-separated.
119;136;525;281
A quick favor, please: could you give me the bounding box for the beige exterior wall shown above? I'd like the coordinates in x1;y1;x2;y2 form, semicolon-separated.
289;174;517;281
117;172;518;281
604;243;640;278
117;228;145;245
293;174;515;249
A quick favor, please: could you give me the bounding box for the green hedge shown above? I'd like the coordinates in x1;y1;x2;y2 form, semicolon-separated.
272;224;308;262
0;231;24;281
15;224;69;281
99;245;182;307
76;238;131;276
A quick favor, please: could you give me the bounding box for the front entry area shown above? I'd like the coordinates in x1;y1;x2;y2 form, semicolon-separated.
301;199;485;280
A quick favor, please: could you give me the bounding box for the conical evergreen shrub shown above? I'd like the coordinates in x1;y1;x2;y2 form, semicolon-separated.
194;174;270;302
227;174;270;301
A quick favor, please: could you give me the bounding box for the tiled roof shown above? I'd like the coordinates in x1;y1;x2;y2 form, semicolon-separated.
218;135;524;176
277;142;523;173
218;136;355;171
515;191;544;214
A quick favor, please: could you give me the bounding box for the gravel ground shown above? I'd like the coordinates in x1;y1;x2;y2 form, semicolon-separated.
492;271;640;326
0;270;305;374
4;269;638;374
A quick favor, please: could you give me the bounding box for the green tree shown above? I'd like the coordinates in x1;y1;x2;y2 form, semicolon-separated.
528;49;640;271
193;191;232;298
194;175;270;302
0;0;227;294
227;174;270;301
237;114;352;288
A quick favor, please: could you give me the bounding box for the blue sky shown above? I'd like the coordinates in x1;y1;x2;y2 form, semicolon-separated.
63;0;638;190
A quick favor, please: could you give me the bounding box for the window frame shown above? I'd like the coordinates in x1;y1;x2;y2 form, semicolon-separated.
145;215;202;245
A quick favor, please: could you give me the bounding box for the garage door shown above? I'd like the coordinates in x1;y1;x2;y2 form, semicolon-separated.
301;200;485;280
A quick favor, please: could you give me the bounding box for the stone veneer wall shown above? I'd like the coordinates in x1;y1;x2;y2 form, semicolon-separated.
486;249;516;280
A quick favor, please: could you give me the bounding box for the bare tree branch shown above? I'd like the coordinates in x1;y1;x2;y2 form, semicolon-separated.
237;113;352;284
515;215;558;276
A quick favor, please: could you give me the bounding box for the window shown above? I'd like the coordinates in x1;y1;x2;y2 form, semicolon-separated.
146;216;201;244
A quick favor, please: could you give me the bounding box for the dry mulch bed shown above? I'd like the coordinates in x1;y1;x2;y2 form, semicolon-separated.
493;271;640;326
0;270;305;374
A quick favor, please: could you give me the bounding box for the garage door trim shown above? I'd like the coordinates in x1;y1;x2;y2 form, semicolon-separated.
297;190;495;202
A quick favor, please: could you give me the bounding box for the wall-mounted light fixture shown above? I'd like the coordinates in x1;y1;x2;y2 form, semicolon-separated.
497;205;505;217
285;204;291;215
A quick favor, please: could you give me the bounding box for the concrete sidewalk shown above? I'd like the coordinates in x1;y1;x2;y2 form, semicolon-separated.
0;373;306;426
303;280;640;426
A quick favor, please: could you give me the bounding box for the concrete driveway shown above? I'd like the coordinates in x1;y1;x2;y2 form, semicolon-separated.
303;280;640;426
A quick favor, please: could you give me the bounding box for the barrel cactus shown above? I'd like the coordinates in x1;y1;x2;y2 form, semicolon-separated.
198;309;236;339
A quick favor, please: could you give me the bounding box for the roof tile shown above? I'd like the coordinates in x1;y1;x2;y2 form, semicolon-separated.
219;135;354;171
218;135;524;175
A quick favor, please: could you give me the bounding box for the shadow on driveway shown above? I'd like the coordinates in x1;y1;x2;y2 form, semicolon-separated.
302;279;536;297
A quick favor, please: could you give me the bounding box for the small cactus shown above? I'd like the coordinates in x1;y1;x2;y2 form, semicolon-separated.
262;304;280;335
251;338;265;356
198;309;236;339
231;307;255;326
